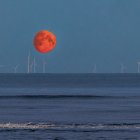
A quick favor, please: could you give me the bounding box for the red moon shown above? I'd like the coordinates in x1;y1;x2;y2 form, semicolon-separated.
33;30;57;53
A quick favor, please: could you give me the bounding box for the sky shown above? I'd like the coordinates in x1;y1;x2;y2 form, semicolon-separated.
0;0;140;73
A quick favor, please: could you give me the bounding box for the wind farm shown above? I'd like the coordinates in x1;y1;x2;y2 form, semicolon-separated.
1;57;140;74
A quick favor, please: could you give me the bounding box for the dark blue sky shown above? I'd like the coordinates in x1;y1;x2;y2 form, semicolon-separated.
0;0;140;73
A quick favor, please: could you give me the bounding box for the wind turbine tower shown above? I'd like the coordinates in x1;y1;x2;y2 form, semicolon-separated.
43;60;47;73
137;62;140;73
33;57;36;73
30;60;34;73
14;65;18;73
120;63;125;73
93;64;97;73
27;51;31;73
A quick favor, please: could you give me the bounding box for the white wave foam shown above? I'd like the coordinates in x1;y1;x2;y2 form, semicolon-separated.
0;123;55;129
0;123;140;130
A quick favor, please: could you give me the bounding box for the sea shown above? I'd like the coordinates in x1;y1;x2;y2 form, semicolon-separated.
0;73;140;140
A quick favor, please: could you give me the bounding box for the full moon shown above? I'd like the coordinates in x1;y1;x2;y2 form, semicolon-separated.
33;30;57;53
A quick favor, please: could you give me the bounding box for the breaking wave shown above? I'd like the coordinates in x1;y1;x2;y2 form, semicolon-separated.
0;123;140;132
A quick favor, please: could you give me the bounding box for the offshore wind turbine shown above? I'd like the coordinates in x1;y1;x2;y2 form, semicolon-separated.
33;57;37;73
93;64;97;73
43;60;47;73
137;62;140;73
27;51;31;73
120;63;125;73
14;65;19;73
30;60;34;73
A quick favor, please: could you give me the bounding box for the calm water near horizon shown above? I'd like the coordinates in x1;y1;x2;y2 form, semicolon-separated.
0;73;140;139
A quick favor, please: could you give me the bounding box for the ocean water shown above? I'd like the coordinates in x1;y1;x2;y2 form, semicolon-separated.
0;73;140;140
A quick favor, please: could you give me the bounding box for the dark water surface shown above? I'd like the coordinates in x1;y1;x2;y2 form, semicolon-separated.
0;73;140;140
